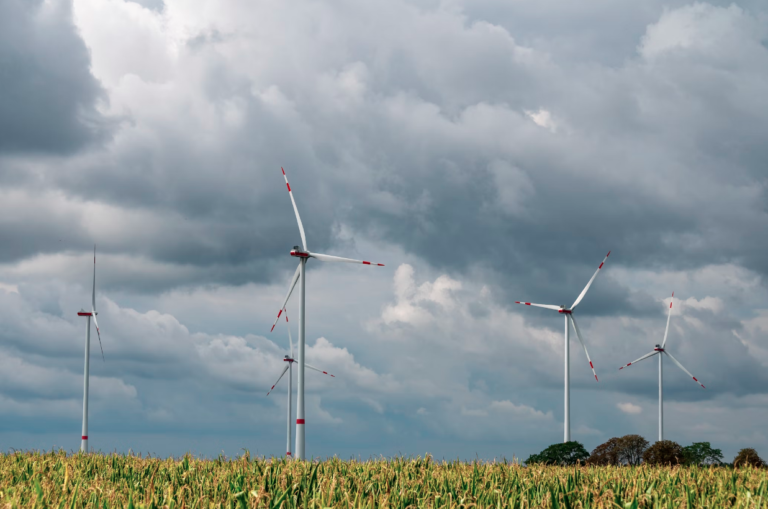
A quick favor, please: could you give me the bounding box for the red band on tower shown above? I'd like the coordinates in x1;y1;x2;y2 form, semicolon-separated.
296;419;305;424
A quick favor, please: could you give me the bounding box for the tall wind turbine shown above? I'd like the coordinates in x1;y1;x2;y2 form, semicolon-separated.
619;292;705;441
271;167;384;460
76;246;105;453
266;309;335;458
515;251;610;442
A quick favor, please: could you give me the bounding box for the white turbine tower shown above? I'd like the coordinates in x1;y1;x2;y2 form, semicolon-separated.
271;167;384;460
619;292;705;441
266;309;335;458
515;251;610;443
76;246;104;453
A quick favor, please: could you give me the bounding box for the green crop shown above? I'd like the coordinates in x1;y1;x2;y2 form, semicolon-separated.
1;450;766;508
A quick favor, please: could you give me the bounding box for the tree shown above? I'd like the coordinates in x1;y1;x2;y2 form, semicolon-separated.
643;440;684;465
733;448;765;468
587;437;622;466
617;435;649;466
525;442;590;466
682;442;723;465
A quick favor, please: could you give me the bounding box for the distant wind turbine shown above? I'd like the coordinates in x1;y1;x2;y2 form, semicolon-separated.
270;167;384;460
619;292;705;441
515;251;610;443
76;246;105;453
266;309;334;458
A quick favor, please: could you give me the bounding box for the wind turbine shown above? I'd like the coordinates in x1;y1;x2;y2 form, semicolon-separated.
76;246;105;453
266;309;335;458
514;251;610;443
619;292;705;441
270;167;384;460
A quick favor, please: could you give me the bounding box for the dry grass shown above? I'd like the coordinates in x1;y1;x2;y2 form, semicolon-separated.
1;450;766;508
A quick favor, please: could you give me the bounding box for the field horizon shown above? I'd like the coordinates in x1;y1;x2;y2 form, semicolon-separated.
2;450;766;508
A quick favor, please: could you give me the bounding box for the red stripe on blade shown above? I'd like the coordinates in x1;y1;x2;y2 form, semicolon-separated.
281;167;286;175
270;324;276;332
296;419;305;424
595;375;599;381
363;261;370;265
598;262;604;269
377;263;385;266
286;183;291;192
589;362;594;369
606;251;611;257
670;302;673;308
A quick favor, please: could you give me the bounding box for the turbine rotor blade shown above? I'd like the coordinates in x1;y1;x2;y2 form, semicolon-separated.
661;291;674;349
514;301;562;311
571;251;611;310
270;263;301;332
284;309;294;358
91;310;104;362
619;350;657;370
266;364;291;396
92;246;104;362
305;363;335;377
308;252;384;266
663;351;705;388
282;167;307;251
568;314;598;381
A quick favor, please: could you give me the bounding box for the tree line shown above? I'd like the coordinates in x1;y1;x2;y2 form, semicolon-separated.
525;437;766;467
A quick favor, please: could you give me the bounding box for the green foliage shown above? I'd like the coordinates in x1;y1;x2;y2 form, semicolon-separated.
643;440;684;466
682;442;723;465
734;448;766;468
525;441;590;466
2;450;768;508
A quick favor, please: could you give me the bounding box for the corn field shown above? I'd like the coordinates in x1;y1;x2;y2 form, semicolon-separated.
1;451;766;508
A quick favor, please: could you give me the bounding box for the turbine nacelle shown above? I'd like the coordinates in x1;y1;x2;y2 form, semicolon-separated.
290;248;309;258
557;307;572;314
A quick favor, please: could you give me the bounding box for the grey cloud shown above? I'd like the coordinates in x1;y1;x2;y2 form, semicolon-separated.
1;0;768;461
0;0;111;154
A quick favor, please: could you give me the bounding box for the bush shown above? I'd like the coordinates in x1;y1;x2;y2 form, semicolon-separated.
587;437;622;466
525;441;590;466
733;448;765;468
682;442;723;465
643;440;684;465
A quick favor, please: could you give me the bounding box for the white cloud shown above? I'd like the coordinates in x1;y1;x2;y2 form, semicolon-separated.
617;402;642;414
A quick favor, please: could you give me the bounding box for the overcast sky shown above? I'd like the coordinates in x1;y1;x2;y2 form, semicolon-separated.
1;0;768;462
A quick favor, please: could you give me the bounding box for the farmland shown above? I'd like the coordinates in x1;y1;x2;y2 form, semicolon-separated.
1;451;766;508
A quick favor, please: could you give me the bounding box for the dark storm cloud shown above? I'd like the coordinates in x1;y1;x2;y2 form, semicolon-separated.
0;0;111;154
1;0;768;460
1;0;766;310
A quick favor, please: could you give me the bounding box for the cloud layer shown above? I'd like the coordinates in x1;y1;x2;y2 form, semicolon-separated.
1;0;767;460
